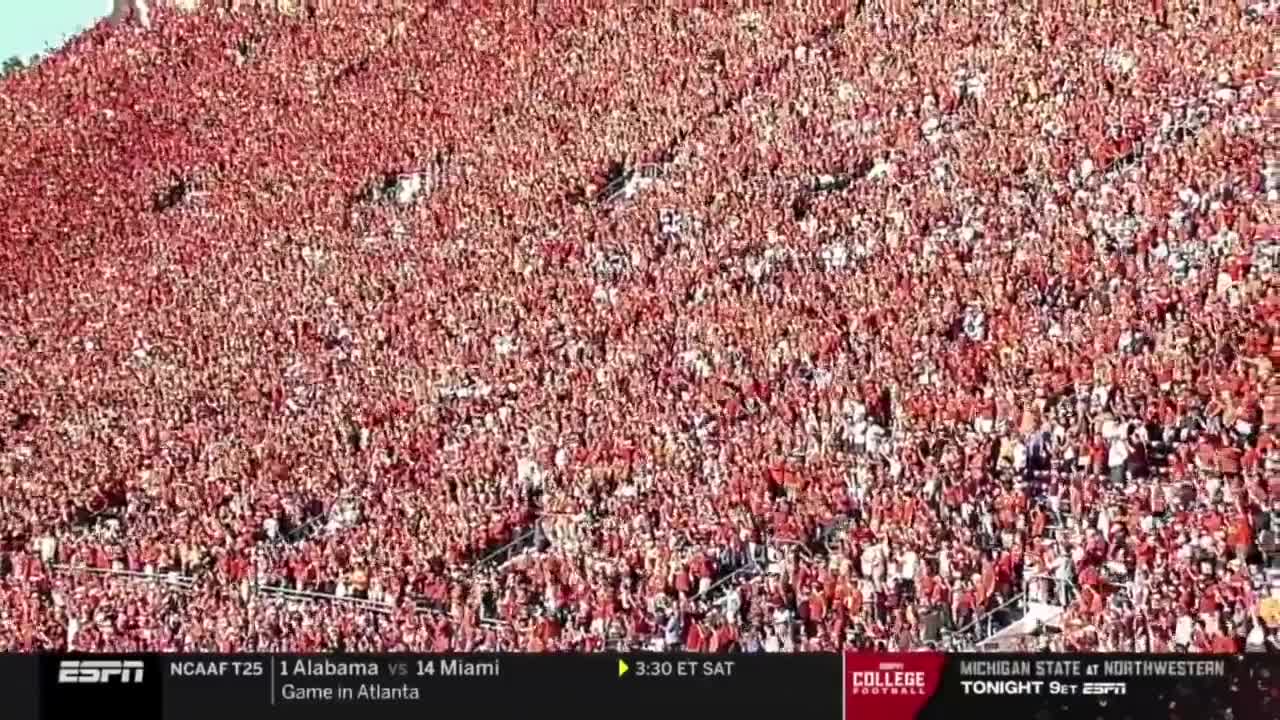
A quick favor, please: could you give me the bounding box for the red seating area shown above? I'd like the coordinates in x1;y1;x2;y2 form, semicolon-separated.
1;0;1278;653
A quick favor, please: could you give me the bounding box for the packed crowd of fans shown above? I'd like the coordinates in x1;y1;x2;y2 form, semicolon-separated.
0;0;1277;654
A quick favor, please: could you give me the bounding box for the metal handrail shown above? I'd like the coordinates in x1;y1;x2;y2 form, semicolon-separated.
50;563;198;592
253;582;507;629
1022;572;1084;609
254;583;395;614
693;544;768;604
769;536;814;562
954;591;1028;646
475;523;540;567
600;163;665;205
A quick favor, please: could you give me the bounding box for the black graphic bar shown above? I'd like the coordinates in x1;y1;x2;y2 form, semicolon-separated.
13;653;1280;720
37;653;838;720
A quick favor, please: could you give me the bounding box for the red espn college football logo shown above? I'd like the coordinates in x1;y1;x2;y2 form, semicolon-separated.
844;653;945;720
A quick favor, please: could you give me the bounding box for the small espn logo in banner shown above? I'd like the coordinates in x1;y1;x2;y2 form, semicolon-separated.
1081;682;1128;696
58;660;146;684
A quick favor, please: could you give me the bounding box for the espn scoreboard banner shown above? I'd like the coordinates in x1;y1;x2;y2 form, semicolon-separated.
5;653;1277;720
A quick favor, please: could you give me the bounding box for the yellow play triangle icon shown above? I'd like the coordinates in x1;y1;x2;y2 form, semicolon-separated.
618;659;629;678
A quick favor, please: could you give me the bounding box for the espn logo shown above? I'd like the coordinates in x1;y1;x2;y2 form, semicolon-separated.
58;660;146;684
1081;682;1127;696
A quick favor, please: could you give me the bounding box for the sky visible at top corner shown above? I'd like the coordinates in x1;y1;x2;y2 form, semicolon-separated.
0;0;112;62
